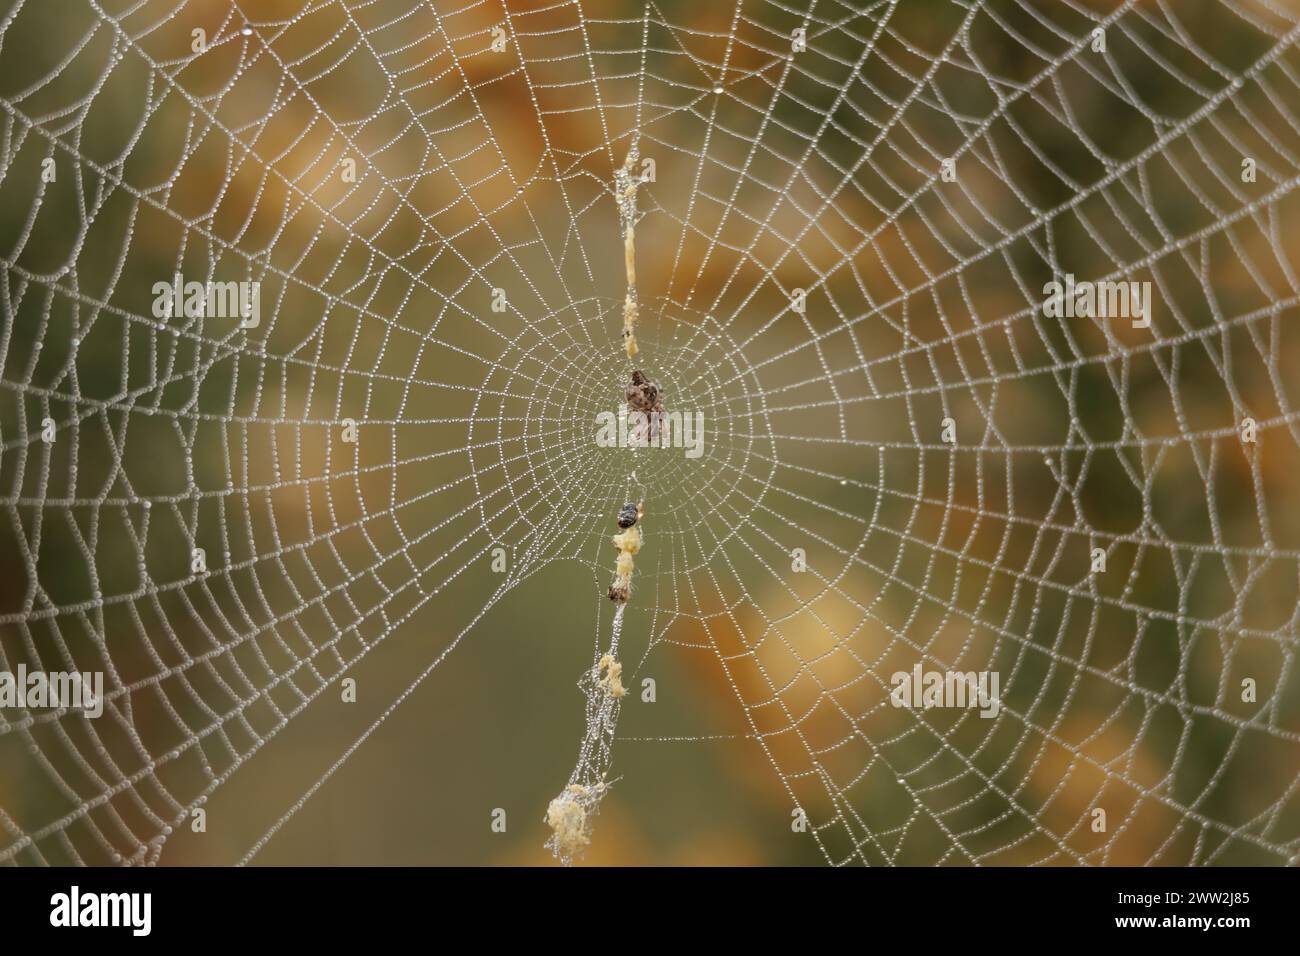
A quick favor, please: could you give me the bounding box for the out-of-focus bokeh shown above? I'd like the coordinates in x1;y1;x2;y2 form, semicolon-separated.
1;0;1299;866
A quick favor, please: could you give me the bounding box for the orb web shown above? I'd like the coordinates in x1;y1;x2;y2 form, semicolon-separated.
0;0;1299;866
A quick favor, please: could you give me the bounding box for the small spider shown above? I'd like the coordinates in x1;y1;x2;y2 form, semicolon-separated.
625;370;667;443
625;369;661;412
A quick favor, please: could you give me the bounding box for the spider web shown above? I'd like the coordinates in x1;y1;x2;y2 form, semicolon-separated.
1;0;1300;867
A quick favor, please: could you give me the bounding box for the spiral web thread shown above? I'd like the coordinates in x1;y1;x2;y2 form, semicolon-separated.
1;0;1300;866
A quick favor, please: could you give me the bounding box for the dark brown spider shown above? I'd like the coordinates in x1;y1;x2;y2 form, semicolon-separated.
625;370;667;443
625;369;659;410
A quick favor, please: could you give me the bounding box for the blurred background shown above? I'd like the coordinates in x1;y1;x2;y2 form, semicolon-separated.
1;0;1299;866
